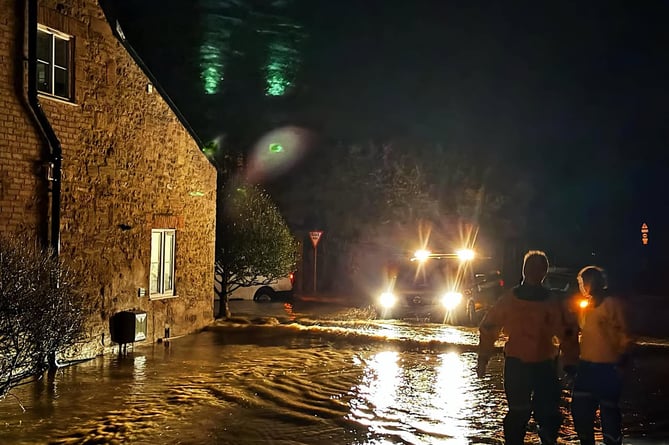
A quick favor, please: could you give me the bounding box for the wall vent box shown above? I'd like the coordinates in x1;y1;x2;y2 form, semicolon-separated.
110;310;147;344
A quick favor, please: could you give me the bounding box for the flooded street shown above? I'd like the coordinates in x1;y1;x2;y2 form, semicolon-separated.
0;300;668;444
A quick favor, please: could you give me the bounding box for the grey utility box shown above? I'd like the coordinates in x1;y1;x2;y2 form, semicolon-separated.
110;310;147;344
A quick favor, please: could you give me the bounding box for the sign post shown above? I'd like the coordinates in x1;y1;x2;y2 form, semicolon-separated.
309;231;323;293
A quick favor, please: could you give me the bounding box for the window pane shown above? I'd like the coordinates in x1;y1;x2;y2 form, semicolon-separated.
37;31;52;62
54;67;69;98
37;61;51;93
150;232;162;294
163;232;175;293
54;37;69;68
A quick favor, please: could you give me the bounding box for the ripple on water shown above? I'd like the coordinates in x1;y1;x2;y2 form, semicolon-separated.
0;322;667;444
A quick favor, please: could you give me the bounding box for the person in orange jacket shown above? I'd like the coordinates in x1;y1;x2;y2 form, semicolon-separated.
477;250;579;445
571;266;633;445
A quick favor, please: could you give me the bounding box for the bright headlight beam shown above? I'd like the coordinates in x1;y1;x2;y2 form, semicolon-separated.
441;291;463;310
456;249;475;262
379;292;397;309
413;249;431;262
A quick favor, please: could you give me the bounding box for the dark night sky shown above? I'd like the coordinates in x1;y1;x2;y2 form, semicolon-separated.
108;0;668;275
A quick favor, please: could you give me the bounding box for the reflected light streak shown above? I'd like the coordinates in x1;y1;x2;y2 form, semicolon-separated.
435;325;480;346
282;302;296;321
262;28;303;96
432;352;476;441
200;41;224;95
198;1;243;94
133;355;147;382
359;351;400;413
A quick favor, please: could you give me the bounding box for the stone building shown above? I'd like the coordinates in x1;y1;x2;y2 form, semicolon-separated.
0;0;217;356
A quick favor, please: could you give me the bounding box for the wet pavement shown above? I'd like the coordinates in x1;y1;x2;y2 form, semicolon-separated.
0;298;667;444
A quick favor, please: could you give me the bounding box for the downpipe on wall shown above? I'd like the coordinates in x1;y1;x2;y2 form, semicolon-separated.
25;0;62;257
26;0;63;370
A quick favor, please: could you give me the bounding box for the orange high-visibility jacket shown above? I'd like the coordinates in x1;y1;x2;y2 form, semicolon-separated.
579;296;632;364
479;286;579;365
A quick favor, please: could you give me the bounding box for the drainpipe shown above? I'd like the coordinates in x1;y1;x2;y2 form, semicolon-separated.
26;0;62;256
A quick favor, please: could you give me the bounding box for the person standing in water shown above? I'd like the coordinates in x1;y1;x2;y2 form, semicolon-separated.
477;250;579;445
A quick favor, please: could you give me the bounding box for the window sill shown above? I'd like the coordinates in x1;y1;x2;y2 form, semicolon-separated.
38;92;78;106
149;294;179;301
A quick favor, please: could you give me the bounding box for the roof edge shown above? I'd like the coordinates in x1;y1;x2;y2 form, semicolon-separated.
98;1;213;165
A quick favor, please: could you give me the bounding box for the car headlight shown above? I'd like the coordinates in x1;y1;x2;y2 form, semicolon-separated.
441;291;463;310
379;292;397;308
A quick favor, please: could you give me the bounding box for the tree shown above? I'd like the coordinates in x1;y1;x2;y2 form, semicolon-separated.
0;235;90;399
215;177;297;318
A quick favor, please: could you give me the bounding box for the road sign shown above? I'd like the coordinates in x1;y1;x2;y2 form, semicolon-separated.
309;231;324;293
641;223;649;245
309;231;323;248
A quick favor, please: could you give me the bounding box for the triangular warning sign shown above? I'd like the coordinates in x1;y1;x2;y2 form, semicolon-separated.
309;231;323;248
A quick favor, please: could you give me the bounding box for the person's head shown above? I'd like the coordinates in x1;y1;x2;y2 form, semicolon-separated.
577;265;608;298
521;250;549;285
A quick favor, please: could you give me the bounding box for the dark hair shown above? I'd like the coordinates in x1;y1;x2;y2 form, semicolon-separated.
577;265;608;292
523;250;549;270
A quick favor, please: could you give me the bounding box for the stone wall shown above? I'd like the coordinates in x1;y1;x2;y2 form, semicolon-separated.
0;0;48;237
0;0;217;357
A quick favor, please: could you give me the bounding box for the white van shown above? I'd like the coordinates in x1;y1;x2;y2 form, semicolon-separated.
226;272;295;302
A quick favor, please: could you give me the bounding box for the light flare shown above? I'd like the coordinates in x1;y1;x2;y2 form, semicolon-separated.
412;249;431;262
456;248;475;262
379;292;397;309
245;126;313;183
441;291;463;310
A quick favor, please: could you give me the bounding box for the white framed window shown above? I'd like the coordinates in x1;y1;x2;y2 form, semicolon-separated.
37;25;72;100
150;229;176;298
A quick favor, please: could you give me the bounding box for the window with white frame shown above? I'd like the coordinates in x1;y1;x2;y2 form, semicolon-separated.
150;229;176;298
37;26;72;100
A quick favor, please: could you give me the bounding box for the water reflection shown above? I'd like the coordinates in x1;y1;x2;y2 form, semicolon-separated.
347;349;510;444
283;301;296;320
133;354;147;381
0;325;665;444
196;0;304;97
433;352;473;443
261;19;304;96
198;0;245;94
363;351;400;413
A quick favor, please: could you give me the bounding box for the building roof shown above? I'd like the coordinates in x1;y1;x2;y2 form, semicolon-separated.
98;2;216;168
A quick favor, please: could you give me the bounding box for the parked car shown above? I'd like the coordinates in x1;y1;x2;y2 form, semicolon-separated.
469;270;506;321
543;267;589;312
376;252;504;326
221;272;295;303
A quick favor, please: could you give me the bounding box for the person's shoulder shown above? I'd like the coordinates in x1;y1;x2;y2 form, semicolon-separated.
603;294;627;311
487;288;514;312
498;287;519;303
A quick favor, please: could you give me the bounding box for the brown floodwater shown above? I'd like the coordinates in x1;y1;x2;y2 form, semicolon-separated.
0;301;667;444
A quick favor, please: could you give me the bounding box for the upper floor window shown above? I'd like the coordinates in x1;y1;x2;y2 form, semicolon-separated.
37;26;72;100
150;229;176;299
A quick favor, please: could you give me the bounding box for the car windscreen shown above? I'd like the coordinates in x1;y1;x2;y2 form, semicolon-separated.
394;259;466;290
396;261;434;286
544;274;575;292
